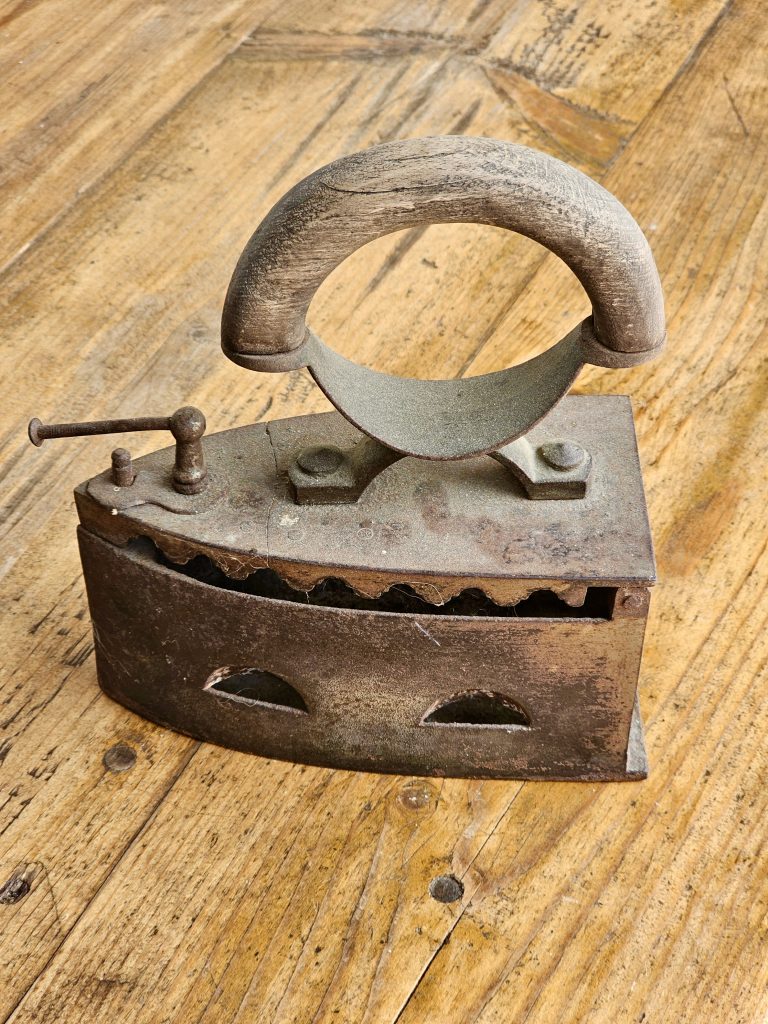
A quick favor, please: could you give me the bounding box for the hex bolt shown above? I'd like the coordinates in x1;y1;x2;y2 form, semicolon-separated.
538;440;587;471
296;445;345;477
111;448;135;487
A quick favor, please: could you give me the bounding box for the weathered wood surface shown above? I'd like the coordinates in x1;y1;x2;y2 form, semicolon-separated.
1;1;765;1021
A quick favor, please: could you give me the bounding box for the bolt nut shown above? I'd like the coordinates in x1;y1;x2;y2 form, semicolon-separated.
296;446;345;477
538;440;587;471
621;591;645;611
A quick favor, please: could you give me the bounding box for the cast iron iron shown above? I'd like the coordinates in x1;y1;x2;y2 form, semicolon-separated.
29;136;665;780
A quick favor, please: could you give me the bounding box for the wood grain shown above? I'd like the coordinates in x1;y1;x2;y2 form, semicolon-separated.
1;1;766;1022
221;135;665;360
0;0;285;272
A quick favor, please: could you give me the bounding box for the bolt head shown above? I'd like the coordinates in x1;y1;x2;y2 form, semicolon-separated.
296;446;344;477
538;440;586;471
621;591;645;610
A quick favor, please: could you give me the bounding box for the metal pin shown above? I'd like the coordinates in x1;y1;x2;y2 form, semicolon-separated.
111;448;135;487
28;415;169;446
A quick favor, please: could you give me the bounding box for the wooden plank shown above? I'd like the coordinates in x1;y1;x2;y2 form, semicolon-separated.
0;49;532;1020
0;0;512;272
0;0;294;271
7;761;524;1022
394;3;768;1021
258;0;727;155
0;710;197;1010
1;1;759;1021
479;0;729;125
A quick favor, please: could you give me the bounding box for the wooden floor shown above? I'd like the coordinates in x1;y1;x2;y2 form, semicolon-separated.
1;1;766;1020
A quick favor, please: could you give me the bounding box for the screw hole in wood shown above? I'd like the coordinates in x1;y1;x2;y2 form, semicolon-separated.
103;743;137;773
0;875;31;905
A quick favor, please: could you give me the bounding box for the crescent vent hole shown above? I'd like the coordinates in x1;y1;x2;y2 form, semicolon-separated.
207;668;308;713
422;691;530;728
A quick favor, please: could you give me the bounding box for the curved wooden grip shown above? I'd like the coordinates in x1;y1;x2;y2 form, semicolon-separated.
221;136;665;371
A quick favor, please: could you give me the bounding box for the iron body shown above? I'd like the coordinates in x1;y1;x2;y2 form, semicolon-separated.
29;136;666;779
75;397;654;780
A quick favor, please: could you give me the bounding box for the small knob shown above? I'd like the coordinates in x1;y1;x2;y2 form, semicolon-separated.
111;448;135;487
169;407;207;494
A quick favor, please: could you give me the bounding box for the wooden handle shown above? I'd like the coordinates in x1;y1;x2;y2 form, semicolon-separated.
220;136;665;459
221;136;665;371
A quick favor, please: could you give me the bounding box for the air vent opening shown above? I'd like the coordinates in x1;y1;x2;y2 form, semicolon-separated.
144;543;614;618
207;667;307;713
422;691;531;728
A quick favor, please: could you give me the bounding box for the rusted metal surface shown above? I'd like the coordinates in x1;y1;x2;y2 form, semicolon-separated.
288;431;592;504
79;526;649;780
167;406;208;494
28;413;172;445
74;396;655;607
70;394;655;780
489;435;592;499
288;436;404;505
221;136;665;459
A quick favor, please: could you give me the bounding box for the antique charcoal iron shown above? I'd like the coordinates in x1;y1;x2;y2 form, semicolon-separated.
29;137;665;780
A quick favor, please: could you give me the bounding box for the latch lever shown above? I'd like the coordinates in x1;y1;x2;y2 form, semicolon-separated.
28;406;207;495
